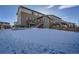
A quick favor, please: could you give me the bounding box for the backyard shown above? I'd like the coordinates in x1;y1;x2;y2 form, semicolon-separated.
0;28;79;54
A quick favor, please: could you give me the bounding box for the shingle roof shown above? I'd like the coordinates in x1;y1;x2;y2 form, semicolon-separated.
17;5;45;15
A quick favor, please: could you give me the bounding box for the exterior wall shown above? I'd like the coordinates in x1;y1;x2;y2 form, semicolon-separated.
17;7;22;25
21;12;39;26
17;13;21;25
68;23;75;28
32;12;43;17
42;17;49;28
37;16;50;28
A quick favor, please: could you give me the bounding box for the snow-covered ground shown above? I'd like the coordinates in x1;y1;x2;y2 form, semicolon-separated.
0;28;79;54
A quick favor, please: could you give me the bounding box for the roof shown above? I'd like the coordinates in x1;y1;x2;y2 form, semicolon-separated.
47;15;65;22
17;5;45;15
47;15;62;19
36;15;64;22
36;15;53;21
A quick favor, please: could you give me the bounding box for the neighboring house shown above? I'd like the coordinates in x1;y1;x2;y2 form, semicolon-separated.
0;22;11;29
47;15;76;28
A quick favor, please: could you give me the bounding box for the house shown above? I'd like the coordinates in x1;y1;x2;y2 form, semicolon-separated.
16;6;45;28
0;22;11;29
16;6;61;28
15;6;77;31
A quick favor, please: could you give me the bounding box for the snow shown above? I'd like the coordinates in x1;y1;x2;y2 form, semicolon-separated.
0;28;79;54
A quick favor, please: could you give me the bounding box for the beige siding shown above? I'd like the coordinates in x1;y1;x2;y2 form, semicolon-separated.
17;13;21;25
43;17;49;28
20;12;38;26
21;8;32;14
